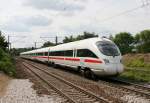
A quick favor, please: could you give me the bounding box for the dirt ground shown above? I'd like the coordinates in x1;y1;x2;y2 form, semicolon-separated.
14;57;50;96
0;57;51;97
0;73;12;97
0;58;60;103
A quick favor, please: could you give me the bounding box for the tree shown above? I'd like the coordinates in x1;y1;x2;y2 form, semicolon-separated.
76;32;98;41
135;30;150;53
0;31;8;51
63;32;98;43
63;35;76;43
113;32;134;54
10;47;34;56
42;41;55;47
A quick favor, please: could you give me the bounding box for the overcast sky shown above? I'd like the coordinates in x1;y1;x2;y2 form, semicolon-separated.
0;0;150;48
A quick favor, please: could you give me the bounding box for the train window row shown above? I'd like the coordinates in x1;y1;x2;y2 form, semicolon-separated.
50;50;73;57
22;49;98;58
77;49;98;58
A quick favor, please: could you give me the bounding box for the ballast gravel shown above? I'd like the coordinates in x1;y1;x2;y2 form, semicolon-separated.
121;95;150;103
0;79;62;103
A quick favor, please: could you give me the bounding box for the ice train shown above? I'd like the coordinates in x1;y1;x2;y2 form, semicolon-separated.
20;37;124;78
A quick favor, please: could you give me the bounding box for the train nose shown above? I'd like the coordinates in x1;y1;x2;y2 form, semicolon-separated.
104;63;124;75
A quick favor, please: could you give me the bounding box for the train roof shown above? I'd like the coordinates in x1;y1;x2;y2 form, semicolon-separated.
20;37;112;54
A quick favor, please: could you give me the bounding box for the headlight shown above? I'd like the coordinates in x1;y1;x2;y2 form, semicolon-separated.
103;59;109;64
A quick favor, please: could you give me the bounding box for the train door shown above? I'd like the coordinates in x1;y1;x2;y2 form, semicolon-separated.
64;50;74;67
72;49;79;68
48;48;50;63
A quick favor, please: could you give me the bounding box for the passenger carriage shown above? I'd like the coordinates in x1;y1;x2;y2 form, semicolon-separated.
20;37;124;78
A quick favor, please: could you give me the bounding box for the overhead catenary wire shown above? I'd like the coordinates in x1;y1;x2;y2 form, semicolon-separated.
40;36;64;45
2;1;150;49
7;35;26;50
97;1;150;23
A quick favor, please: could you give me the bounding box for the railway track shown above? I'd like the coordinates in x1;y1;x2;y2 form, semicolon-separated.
98;78;150;99
22;61;111;103
110;78;150;97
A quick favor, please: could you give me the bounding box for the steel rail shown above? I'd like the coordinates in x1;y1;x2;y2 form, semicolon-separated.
23;62;77;103
110;77;150;91
24;61;111;103
98;79;150;99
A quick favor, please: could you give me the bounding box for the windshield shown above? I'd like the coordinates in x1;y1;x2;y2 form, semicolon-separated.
96;41;120;56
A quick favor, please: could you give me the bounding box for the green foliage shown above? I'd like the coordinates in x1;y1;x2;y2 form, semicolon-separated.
120;69;150;82
0;48;16;76
121;54;150;82
0;31;8;51
126;58;145;67
135;30;150;53
113;32;134;54
63;35;76;43
63;31;98;43
10;47;35;56
42;41;55;47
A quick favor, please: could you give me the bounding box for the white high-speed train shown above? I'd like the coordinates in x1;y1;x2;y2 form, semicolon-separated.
20;37;124;78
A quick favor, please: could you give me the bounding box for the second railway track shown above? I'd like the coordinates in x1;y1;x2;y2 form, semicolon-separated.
109;77;150;95
22;61;111;103
98;78;150;99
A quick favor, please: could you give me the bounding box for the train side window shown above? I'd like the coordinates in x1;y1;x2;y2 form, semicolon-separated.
77;49;98;58
64;50;73;57
49;52;52;56
59;51;65;56
54;51;58;56
39;53;43;56
37;53;42;56
50;51;54;56
50;51;57;56
45;52;48;56
50;51;65;56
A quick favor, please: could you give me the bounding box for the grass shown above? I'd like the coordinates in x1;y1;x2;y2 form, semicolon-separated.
120;54;150;82
119;69;150;82
125;57;150;68
0;48;16;76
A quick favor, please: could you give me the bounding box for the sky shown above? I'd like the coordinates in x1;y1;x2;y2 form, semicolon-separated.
0;0;150;48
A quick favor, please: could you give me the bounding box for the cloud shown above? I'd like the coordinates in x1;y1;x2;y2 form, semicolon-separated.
24;0;84;12
24;16;52;26
62;23;115;36
1;15;52;32
1;19;31;32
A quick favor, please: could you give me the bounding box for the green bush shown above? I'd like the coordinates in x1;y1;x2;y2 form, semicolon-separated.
120;70;150;82
126;57;147;67
0;48;16;76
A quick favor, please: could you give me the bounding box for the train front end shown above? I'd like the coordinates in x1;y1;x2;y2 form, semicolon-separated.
96;40;124;76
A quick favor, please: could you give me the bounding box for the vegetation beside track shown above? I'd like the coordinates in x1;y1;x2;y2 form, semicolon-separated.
119;53;150;82
119;69;150;82
0;31;16;76
0;48;16;76
123;53;150;68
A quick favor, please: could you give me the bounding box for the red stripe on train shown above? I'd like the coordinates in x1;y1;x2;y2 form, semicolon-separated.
84;59;102;63
37;56;48;58
33;56;102;63
65;58;80;61
49;57;64;60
